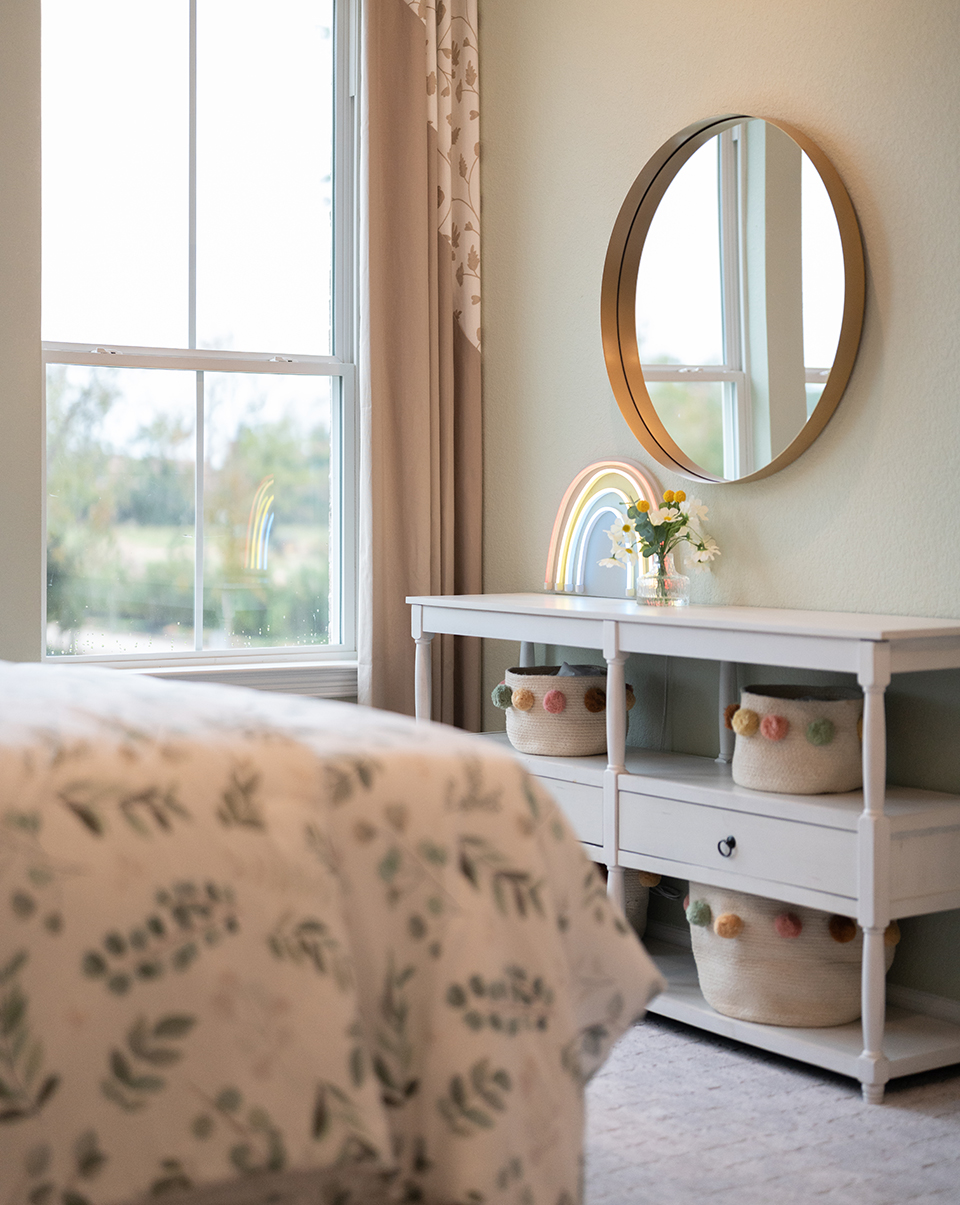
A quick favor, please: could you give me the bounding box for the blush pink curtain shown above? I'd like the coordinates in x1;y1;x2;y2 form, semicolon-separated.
358;0;482;728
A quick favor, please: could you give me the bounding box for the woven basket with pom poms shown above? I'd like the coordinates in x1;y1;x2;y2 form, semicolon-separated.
684;882;898;1026
491;666;636;757
727;684;863;794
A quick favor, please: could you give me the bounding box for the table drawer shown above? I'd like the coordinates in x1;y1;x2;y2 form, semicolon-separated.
618;790;857;897
534;774;603;847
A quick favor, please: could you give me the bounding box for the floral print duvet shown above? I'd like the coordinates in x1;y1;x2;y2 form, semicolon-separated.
0;663;663;1205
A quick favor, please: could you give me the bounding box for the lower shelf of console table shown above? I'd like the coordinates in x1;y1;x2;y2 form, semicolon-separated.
645;938;960;1087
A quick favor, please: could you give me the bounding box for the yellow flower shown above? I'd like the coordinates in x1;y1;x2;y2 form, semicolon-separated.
674;489;686;502
663;490;675;503
637;500;650;513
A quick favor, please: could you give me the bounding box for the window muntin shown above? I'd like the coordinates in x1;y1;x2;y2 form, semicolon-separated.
42;0;353;664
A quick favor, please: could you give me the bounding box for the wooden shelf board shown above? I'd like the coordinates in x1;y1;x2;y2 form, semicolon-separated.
479;731;609;786
625;854;858;915
481;732;960;831
644;939;960;1084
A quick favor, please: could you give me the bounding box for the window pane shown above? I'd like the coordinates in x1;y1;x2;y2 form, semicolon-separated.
203;373;332;648
636;140;724;366
647;380;725;479
42;1;188;346
196;0;335;354
46;366;196;655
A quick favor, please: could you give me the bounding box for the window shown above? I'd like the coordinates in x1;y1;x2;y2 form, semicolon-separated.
42;0;356;668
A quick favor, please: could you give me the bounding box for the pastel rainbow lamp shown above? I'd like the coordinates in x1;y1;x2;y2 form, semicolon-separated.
544;458;660;595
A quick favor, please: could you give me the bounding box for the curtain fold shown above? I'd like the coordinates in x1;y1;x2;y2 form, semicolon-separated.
358;0;482;728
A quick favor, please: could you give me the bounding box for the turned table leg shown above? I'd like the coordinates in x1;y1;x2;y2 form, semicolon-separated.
857;651;892;1104
411;605;435;723
860;923;889;1104
717;660;737;763
603;621;627;909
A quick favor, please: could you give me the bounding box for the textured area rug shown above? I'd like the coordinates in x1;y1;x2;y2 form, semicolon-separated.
585;1015;960;1204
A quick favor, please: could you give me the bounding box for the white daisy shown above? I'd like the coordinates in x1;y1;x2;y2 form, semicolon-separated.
681;497;709;529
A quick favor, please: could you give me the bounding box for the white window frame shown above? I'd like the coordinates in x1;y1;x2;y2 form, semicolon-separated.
41;0;359;693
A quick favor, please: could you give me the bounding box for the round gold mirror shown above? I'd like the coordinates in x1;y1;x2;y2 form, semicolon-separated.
601;115;865;483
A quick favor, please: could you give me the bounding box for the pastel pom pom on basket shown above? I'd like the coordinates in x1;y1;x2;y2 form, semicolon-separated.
492;666;636;757
727;684;864;795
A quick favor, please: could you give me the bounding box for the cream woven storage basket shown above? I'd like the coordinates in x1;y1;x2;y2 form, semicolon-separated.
492;666;634;757
686;883;898;1027
729;684;863;794
623;869;661;938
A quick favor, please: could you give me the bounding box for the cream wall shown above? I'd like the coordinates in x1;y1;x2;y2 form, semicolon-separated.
479;0;960;997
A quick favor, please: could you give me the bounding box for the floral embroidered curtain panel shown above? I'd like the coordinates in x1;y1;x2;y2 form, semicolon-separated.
359;0;482;727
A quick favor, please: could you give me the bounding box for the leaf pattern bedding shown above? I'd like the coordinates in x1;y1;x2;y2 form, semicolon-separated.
0;663;663;1205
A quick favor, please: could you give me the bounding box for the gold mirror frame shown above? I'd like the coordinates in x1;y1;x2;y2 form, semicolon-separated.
601;115;865;483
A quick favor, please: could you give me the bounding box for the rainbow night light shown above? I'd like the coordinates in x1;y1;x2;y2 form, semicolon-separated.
544;459;661;595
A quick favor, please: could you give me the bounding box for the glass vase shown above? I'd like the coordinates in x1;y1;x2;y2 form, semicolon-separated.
636;552;690;607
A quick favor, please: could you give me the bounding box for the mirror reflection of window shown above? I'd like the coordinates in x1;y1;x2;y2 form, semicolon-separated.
633;119;846;479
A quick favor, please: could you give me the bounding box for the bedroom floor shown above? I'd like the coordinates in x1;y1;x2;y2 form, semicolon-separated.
584;1015;960;1205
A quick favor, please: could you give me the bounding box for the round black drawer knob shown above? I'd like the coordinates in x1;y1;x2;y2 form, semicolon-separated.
718;835;737;858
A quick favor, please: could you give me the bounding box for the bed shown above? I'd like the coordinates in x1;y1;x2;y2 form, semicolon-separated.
0;663;662;1205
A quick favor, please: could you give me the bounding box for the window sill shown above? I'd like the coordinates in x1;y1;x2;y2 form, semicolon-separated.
109;660;358;701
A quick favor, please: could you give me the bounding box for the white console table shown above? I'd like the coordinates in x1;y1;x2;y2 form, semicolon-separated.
409;592;960;1102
